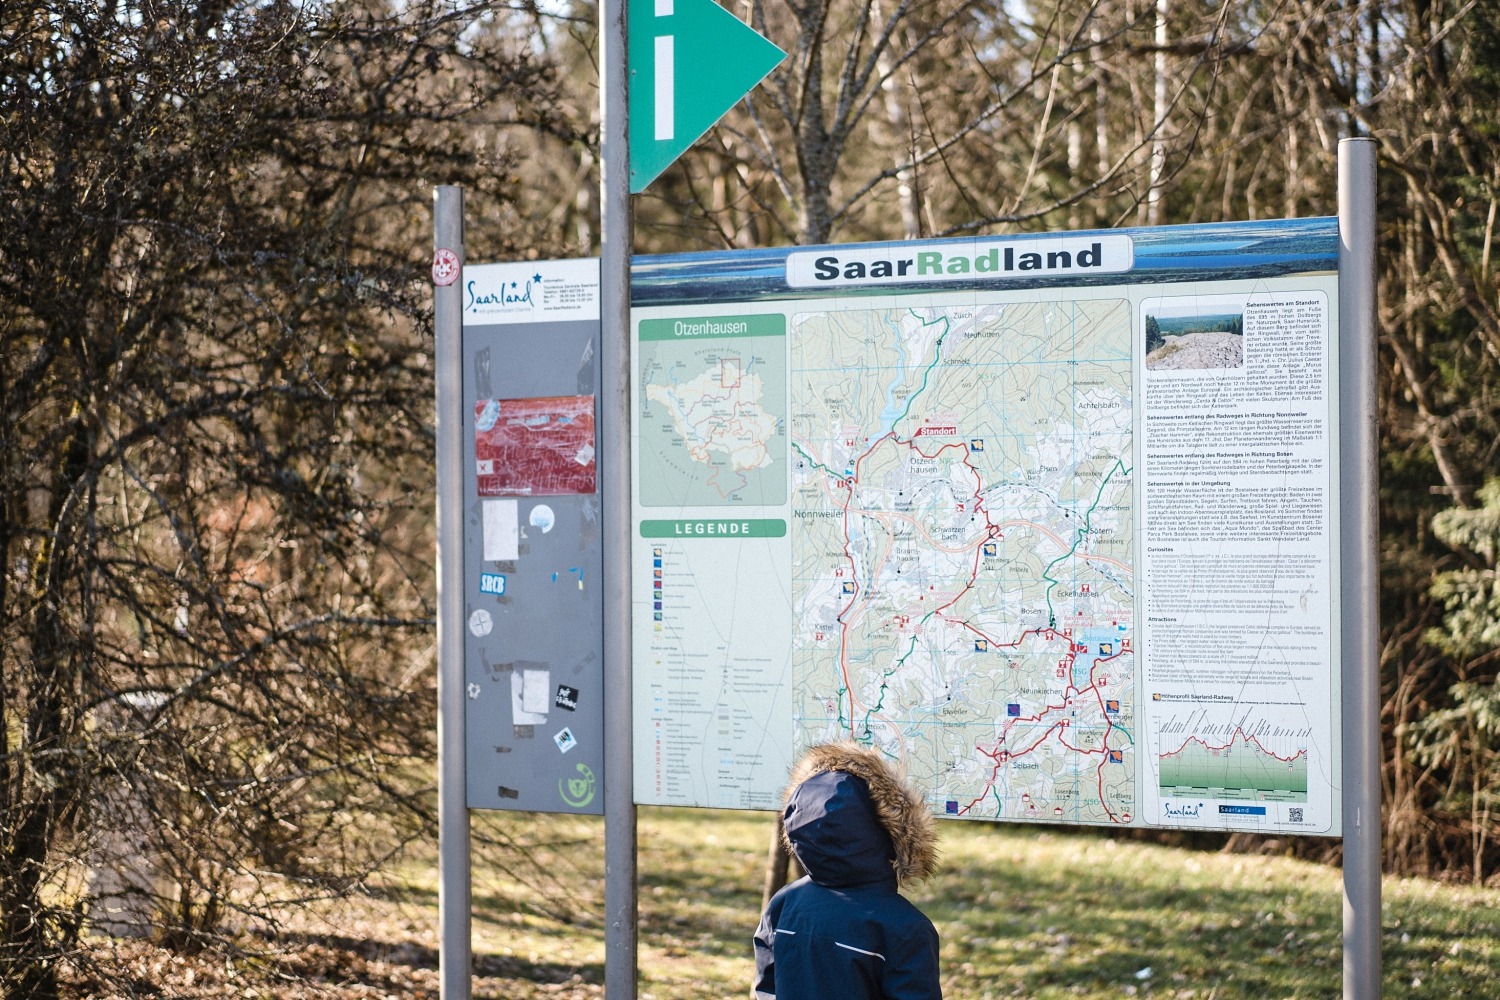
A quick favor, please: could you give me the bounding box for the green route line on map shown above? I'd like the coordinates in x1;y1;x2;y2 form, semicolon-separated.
1042;457;1130;627
854;624;910;739
792;441;836;478
858;671;893;738
856;617;942;741
889;309;950;432
858;664;902;738
888;634;921;675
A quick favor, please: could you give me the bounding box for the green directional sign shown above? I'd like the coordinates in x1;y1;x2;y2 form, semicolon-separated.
628;0;785;193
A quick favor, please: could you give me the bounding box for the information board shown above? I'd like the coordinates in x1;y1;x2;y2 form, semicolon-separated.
629;219;1343;835
462;257;605;814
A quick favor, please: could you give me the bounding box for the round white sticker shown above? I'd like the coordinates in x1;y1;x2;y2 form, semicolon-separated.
530;504;556;534
468;608;493;637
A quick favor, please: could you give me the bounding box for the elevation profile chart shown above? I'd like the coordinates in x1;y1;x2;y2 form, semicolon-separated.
1154;710;1311;803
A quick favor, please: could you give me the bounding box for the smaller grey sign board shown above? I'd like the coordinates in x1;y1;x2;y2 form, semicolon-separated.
462;258;604;815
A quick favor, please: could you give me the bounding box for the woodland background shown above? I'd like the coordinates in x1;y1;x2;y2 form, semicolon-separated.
2;0;1499;997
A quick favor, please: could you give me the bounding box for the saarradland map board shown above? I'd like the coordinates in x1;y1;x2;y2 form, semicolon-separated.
629;219;1344;836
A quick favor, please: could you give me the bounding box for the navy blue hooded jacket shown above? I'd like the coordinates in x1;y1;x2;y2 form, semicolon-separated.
753;743;942;1000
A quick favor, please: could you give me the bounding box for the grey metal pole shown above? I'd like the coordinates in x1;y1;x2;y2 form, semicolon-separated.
1338;137;1381;1000
599;1;638;999
434;185;472;1000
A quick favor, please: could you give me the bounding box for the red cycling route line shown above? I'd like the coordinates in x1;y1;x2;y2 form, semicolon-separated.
827;428;1129;824
833;431;995;729
959;647;1129;823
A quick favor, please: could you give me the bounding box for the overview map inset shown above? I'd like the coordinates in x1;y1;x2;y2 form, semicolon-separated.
638;316;787;507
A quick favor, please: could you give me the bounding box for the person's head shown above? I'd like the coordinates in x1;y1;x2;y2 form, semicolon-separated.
781;742;938;888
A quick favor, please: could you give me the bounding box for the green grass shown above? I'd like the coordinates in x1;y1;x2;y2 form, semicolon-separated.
1145;338;1185;363
364;807;1499;999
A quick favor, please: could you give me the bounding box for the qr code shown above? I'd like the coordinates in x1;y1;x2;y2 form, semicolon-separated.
1288;807;1304;823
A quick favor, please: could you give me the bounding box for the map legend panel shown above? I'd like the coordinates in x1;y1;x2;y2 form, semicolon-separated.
634;532;795;809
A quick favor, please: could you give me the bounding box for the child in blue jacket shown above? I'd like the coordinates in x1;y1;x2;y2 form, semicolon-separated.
753;742;942;1000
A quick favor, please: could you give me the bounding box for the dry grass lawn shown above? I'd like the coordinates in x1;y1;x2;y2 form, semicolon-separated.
64;807;1500;999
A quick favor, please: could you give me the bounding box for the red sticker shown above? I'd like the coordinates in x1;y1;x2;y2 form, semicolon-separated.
432;248;460;286
474;395;596;497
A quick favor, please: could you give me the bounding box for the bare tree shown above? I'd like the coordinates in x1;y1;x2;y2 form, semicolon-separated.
0;2;579;995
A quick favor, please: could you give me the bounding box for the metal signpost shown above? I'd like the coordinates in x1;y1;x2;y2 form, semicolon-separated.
600;0;636;998
1338;137;1381;1000
605;3;784;996
433;185;471;1000
433;3;783;997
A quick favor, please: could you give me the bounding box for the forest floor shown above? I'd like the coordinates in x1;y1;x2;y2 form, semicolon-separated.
64;807;1499;999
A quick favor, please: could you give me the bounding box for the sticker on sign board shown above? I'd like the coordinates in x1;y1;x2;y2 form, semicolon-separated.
432;248;460;286
553;727;577;753
555;685;579;711
482;500;519;561
510;671;548;725
521;668;552;715
466;682;481;700
468;608;493;637
462;259;600;326
479;572;506;595
559;762;596;808
476;398;500;432
474;396;596;496
530;504;556;534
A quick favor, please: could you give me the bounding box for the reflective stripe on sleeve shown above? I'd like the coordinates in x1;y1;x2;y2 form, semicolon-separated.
834;941;886;960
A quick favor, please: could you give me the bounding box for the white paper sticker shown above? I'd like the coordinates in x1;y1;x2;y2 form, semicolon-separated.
522;668;552;715
510;671;549;725
483;499;520;562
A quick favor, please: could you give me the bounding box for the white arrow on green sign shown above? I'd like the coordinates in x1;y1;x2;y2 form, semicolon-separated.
628;0;785;193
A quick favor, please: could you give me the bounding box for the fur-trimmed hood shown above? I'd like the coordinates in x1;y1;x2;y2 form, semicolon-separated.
782;742;938;887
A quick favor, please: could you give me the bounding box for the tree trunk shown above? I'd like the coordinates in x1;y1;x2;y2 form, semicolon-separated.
0;432;89;1000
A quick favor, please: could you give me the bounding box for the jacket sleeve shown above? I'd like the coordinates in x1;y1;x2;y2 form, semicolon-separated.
751;903;777;999
880;914;942;1000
